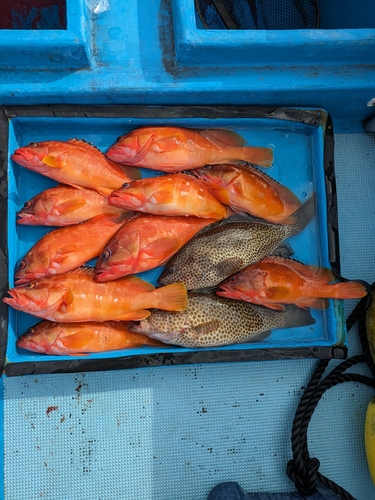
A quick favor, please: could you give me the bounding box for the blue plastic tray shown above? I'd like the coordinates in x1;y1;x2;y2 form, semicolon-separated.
0;105;345;376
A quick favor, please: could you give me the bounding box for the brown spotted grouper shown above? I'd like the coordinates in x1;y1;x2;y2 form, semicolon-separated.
158;194;315;291
129;292;315;347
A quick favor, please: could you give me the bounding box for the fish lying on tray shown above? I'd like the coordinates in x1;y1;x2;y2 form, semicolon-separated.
17;184;127;226
106;126;274;171
5;127;367;354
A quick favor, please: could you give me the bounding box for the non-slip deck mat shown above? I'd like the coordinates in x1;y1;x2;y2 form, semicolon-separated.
4;132;375;500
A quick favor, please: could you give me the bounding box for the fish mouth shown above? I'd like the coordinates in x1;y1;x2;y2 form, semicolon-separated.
16;212;38;225
3;288;29;309
14;271;45;285
106;146;127;163
94;267;121;282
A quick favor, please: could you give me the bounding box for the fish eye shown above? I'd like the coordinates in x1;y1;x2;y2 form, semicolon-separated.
116;136;122;143
18;259;27;270
24;282;36;290
121;183;131;189
101;249;111;261
229;275;239;283
26;326;37;336
28;142;38;148
23;201;32;209
203;165;213;170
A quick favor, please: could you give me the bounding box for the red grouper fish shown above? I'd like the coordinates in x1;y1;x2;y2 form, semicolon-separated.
106;126;274;171
11;139;140;197
95;213;216;281
17;184;126;226
17;320;166;355
217;256;368;310
108;173;231;219
4;268;188;322
15;212;133;284
193;163;301;225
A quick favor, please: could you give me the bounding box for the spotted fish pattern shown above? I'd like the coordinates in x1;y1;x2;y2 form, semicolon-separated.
129;292;316;347
158;194;315;290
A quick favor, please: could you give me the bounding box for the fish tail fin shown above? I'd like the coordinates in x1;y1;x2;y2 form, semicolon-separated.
281;304;316;329
288;193;316;236
153;283;188;311
321;281;368;300
240;147;274;167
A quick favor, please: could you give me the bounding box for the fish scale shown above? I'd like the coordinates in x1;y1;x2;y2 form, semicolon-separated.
159;194;315;290
129;293;315;347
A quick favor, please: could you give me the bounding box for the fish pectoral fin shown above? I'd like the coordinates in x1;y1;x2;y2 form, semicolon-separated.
54;245;79;264
202;182;230;205
42;155;62;168
59;332;93;349
57;289;74;313
295;298;329;309
143;238;179;260
192;320;221;338
152;133;186;152
55;199;87;215
201;129;246;147
266;286;291;300
269;243;295;258
113;310;151;321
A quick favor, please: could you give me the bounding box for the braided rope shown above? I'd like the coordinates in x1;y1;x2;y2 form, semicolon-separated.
287;291;375;499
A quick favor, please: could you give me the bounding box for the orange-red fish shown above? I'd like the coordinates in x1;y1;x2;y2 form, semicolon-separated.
95;213;216;281
4;268;187;322
193;163;301;224
15;212;132;284
106;127;273;171
108;173;230;219
11;139;140;197
17;320;166;355
17;184;126;226
217;256;368;310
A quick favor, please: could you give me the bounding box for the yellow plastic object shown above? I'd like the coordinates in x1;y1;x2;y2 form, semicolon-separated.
365;396;375;485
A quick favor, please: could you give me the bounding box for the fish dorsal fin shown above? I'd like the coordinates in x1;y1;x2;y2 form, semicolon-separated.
192;212;258;237
68;138;102;152
118;275;155;292
262;256;335;283
200;129;246;147
68;266;96;277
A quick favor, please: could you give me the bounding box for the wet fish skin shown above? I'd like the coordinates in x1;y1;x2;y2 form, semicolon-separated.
106;126;274;171
217;255;368;310
17;184;126;226
193;163;301;224
15;212;133;284
4;267;188;323
17;320;165;355
108;173;230;219
159;194;316;290
129;292;316;347
95;213;216;281
11;139;140;197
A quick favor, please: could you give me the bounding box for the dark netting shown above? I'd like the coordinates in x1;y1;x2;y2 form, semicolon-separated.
195;0;319;30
